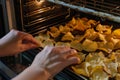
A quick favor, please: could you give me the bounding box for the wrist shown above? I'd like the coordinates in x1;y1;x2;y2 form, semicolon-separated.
0;39;13;56
29;65;51;80
0;39;6;55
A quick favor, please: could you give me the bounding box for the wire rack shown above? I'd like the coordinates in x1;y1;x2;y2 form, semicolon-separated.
61;0;120;16
48;0;120;23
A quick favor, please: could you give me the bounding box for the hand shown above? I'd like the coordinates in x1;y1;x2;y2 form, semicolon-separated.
31;46;80;79
0;29;39;56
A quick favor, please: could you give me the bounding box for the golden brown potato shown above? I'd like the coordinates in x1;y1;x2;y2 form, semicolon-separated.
112;29;120;39
35;17;120;79
70;41;82;51
115;73;120;80
61;32;74;41
114;41;120;50
90;66;109;80
55;42;70;47
82;39;98;52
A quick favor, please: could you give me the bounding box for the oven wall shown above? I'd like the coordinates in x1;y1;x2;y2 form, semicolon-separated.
0;0;17;37
0;4;5;38
0;0;10;38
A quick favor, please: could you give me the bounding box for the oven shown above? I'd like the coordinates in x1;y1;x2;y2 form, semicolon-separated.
0;0;120;80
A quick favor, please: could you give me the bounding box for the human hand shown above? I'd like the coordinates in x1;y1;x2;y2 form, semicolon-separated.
0;29;39;56
31;46;80;79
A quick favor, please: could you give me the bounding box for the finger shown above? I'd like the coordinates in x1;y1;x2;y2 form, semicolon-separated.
22;40;39;48
46;57;80;78
50;46;70;56
61;49;77;58
26;36;40;46
20;40;43;51
53;46;70;52
64;57;80;66
55;49;77;60
21;34;40;46
19;43;37;52
48;49;78;64
18;31;39;45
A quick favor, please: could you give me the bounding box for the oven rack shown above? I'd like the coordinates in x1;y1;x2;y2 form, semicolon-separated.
48;0;120;23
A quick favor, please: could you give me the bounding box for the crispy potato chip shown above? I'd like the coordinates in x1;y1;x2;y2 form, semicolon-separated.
116;73;120;80
77;52;86;62
85;52;106;65
112;29;120;38
98;33;107;43
55;42;70;47
82;39;98;52
114;51;120;63
59;25;71;34
71;67;89;77
90;66;109;80
96;24;112;34
104;59;118;77
41;39;55;47
35;17;120;79
74;35;85;42
71;66;88;77
70;41;82;51
34;36;43;47
104;42;114;50
73;19;87;31
114;41;120;50
69;17;76;26
61;32;74;41
47;31;60;38
85;29;98;40
47;26;60;38
117;64;120;73
87;19;97;26
50;26;59;32
72;62;91;77
35;34;50;47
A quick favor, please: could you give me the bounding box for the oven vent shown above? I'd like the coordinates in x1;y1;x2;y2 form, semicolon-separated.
48;0;120;23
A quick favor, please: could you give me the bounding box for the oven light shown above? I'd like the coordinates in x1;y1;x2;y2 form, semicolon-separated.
35;0;45;5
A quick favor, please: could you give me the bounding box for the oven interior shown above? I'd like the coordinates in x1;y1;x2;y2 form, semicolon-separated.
1;0;120;80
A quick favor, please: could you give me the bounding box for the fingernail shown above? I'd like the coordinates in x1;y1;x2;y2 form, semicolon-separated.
77;58;81;64
72;57;81;64
74;57;81;64
71;49;77;54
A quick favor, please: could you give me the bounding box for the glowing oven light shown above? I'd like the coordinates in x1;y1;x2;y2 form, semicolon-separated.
35;0;45;5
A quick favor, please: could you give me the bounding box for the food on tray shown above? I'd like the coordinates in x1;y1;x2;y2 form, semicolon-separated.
59;25;71;34
35;33;55;47
116;74;120;80
96;24;112;34
61;32;74;41
90;66;109;80
55;42;70;47
35;17;120;80
47;26;60;38
70;41;82;51
112;29;120;39
82;39;98;52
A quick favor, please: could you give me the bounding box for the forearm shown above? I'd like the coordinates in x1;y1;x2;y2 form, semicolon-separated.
0;40;8;56
0;40;14;57
12;66;50;80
